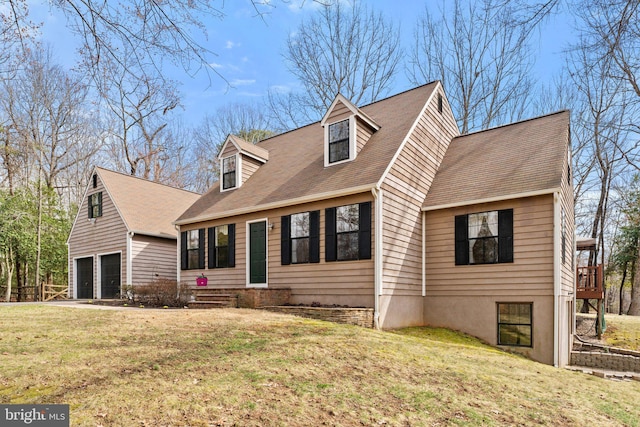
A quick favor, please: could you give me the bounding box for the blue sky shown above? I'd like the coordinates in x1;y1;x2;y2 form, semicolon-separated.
33;0;575;126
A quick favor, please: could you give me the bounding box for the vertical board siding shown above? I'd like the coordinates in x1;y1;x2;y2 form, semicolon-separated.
131;235;178;285
68;174;128;297
180;193;375;307
424;195;555;294
380;87;459;296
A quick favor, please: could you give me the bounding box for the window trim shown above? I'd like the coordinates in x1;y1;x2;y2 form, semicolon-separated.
324;116;357;167
88;192;102;219
208;224;235;269
497;302;533;348
220;154;241;192
181;229;205;271
455;209;513;266
281;211;320;265
326;202;371;262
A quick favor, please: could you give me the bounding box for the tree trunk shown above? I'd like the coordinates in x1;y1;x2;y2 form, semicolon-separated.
628;253;640;315
619;263;628;315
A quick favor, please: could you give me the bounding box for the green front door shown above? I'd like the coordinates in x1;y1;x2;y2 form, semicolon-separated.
249;221;267;285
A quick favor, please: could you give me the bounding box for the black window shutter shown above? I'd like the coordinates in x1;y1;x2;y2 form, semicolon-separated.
281;216;291;265
498;209;514;263
325;207;337;262
358;202;372;260
88;194;92;218
228;224;236;267
180;231;188;270
455;215;469;265
208;227;215;269
310;210;320;263
97;192;102;216
198;228;206;269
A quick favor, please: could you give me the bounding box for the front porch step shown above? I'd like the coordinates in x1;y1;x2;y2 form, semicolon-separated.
188;293;238;309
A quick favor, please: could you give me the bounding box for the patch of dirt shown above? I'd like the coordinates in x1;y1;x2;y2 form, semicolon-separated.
575;314;605;345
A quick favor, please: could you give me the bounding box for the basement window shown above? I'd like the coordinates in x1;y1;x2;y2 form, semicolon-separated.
497;303;533;347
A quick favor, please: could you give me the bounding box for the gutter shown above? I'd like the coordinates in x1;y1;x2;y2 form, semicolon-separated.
174;184;375;226
422;188;561;212
371;185;383;329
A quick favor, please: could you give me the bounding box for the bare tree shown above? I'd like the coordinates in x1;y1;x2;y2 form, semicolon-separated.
97;49;181;182
0;46;100;192
408;0;541;133
272;1;402;128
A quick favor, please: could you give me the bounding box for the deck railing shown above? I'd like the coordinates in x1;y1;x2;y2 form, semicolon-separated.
576;265;604;299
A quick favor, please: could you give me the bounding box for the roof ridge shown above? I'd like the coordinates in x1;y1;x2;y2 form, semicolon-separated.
456;110;569;139
95;166;201;195
256;81;440;145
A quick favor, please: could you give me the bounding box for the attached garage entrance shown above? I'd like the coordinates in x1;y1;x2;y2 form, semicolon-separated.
100;253;121;298
76;257;94;299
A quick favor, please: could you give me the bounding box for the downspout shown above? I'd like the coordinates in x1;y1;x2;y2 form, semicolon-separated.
127;231;134;288
553;192;561;367
175;225;181;285
371;186;383;329
422;211;426;297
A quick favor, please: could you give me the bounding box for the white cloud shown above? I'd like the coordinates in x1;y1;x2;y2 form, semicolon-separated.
230;79;256;86
208;62;223;69
225;40;239;49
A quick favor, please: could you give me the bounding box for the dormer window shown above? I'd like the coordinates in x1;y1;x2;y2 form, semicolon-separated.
321;94;379;168
222;155;237;190
329;119;350;163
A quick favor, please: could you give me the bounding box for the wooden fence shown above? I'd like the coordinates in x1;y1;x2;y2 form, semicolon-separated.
40;283;69;301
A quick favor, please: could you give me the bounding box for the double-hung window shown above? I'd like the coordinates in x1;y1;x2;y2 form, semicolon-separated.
281;211;320;265
497;303;533;347
222;155;237;190
208;224;235;268
328;119;350;163
455;209;513;265
326;202;371;262
181;229;204;270
88;192;102;218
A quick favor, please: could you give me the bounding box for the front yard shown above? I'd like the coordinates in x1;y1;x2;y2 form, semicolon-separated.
1;306;639;426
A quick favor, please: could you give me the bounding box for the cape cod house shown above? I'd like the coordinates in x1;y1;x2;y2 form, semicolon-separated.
67;167;200;299
175;82;575;367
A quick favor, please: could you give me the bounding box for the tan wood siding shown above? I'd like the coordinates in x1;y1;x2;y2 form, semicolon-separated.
326;100;351;124
130;235;177;285
424;195;555;295
180;193;375;307
68;173;128;298
380;87;459;297
220;143;238;159
356;117;374;154
241;155;262;184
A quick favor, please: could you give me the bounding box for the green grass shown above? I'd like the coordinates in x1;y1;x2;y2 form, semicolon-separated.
1;306;639;426
603;314;640;351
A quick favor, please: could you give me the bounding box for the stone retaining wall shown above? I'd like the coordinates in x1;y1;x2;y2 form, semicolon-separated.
571;342;640;373
262;306;374;328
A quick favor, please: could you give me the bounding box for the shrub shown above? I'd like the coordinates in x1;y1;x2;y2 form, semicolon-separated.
133;279;192;307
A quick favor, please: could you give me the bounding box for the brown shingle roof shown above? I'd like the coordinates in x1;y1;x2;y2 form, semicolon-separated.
97;167;200;238
226;134;269;161
422;110;570;210
177;82;439;223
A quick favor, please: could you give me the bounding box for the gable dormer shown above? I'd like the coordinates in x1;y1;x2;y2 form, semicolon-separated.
321;94;380;167
217;134;269;192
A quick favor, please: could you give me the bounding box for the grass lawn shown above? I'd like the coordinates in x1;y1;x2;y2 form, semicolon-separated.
1;306;639;426
603;314;640;352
